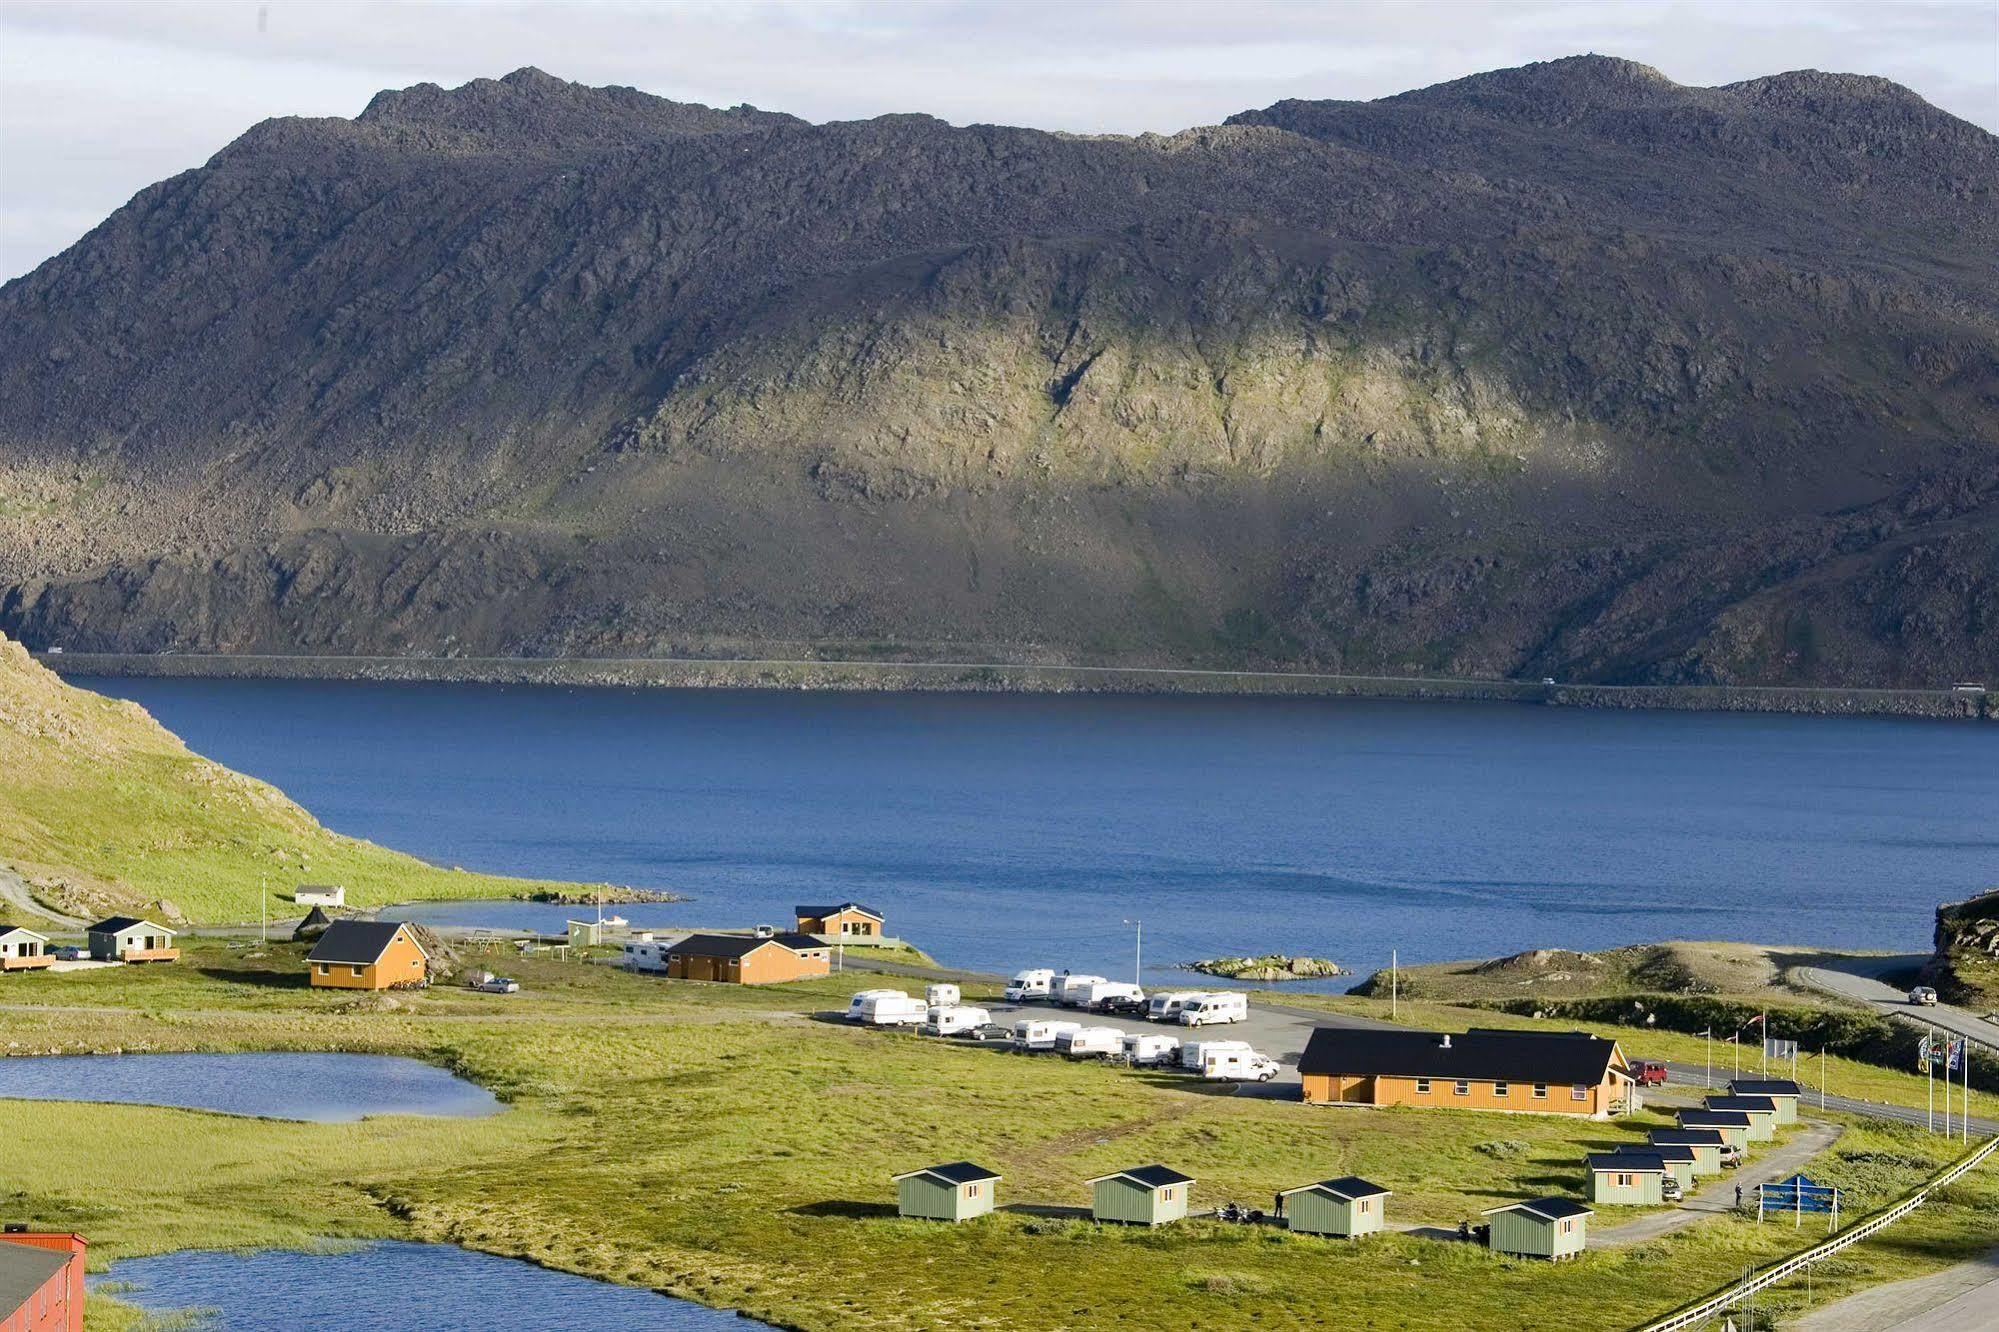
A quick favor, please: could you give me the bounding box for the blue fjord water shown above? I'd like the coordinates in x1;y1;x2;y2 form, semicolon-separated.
0;1052;498;1121
73;676;1999;985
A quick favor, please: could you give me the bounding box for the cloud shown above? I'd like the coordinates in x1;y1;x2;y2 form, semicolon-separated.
2;0;1994;279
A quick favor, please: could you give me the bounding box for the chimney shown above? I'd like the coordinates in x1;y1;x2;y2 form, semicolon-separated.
1438;1033;1452;1049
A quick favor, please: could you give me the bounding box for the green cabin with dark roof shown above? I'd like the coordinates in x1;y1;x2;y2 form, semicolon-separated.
1483;1196;1592;1259
892;1162;999;1222
1727;1078;1801;1124
1703;1094;1779;1141
1277;1176;1389;1238
1648;1128;1726;1175
1088;1165;1193;1226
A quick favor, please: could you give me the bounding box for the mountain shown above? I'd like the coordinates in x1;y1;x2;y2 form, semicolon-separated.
0;631;572;924
1;57;1994;685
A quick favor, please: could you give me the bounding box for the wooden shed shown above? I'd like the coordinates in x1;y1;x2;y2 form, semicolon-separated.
1585;1152;1667;1205
1703;1095;1778;1141
0;926;52;972
1648;1128;1726;1176
793;902;884;938
1087;1165;1193;1226
85;917;178;963
892;1162;1000;1222
1276;1176;1390;1238
1677;1109;1752;1151
294;884;346;908
1636;1143;1698;1191
1482;1197;1592;1259
664;933;831;984
1725;1080;1801;1125
306;920;429;991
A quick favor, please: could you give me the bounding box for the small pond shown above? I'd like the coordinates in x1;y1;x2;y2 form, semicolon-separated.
96;1241;760;1329
0;1052;499;1121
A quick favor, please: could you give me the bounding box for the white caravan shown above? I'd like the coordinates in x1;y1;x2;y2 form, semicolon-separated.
1198;1046;1281;1082
1146;991;1200;1022
1179;1039;1253;1071
1054;974;1110;1007
1178;992;1249;1026
1083;980;1145;1010
1005;969;1055;1002
1120;1032;1183;1067
925;1004;992;1036
1056;1026;1124;1058
925;983;962;1008
849;990;928;1027
1012;1018;1083;1050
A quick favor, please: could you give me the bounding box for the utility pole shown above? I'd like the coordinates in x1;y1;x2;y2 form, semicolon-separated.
1390;949;1398;1020
1927;1027;1935;1133
1123;919;1142;987
1819;1047;1827;1113
1700;1028;1713;1091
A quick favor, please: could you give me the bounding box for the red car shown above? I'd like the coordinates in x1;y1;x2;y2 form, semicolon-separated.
1634;1060;1669;1086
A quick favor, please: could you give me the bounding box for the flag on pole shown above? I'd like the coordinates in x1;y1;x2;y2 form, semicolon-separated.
1723;1033;1739;1044
1745;1014;1766;1028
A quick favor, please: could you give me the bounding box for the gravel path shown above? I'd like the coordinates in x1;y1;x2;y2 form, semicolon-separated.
1793;1244;1999;1331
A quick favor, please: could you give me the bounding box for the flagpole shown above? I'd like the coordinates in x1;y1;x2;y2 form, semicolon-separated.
1927;1026;1935;1133
1703;1029;1712;1091
1761;1011;1768;1075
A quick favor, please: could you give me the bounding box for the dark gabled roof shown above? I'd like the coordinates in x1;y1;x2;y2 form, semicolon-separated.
1649;1128;1726;1147
1728;1079;1802;1097
0;925;48;942
1639;1144;1697;1163
772;932;830;951
1679;1109;1753;1127
298;906;333;928
666;932;823;959
794;902;883;920
88;915;170;935
0;1241;70;1313
892;1161;1000;1186
1299;1026;1620;1084
1086;1164;1194;1190
1482;1196;1593;1221
1587;1152;1666;1173
306;919;423;965
1277;1175;1389;1201
1705;1095;1778;1113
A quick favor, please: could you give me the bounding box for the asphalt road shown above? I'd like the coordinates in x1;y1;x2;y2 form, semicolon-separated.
1795;1245;1999;1331
1596;1117;1845;1246
1655;1059;1998;1138
1795;958;1999;1056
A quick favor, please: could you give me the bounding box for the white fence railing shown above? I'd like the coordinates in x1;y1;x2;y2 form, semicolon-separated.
1636;1135;1999;1332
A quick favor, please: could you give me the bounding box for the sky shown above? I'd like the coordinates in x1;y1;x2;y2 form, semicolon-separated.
1;0;1995;281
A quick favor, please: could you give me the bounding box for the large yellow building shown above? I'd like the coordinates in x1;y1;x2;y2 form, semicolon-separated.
307;920;430;991
1300;1027;1635;1118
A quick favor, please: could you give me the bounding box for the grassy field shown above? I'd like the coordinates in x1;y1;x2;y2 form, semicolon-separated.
0;634;581;925
1;941;1993;1330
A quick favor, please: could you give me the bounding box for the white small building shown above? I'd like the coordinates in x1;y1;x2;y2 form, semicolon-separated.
294;884;346;908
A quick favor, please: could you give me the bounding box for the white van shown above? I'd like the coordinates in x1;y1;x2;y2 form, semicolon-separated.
1083;980;1145;1011
1012;1018;1083;1050
1147;991;1200;1022
850;991;928;1027
925;1004;992;1036
1199;1046;1280;1082
1180;1039;1252;1071
1055;974;1109;1007
1121;1032;1182;1067
1179;992;1249;1026
1005;969;1054;1002
925;983;962;1008
1056;1026;1124;1058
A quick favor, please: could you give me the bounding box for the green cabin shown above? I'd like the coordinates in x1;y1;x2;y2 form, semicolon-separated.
892;1161;1000;1222
1276;1175;1390;1239
1637;1143;1697;1191
1087;1165;1193;1226
1648;1129;1725;1175
1585;1152;1666;1205
1726;1079;1801;1125
1703;1095;1778;1141
1483;1196;1592;1260
1677;1109;1752;1151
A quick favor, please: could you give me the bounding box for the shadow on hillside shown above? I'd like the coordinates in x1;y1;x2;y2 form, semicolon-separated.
199;966;308;990
787;1200;896;1219
1001;1203;1092;1220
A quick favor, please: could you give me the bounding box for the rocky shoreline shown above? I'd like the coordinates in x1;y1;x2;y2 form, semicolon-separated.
1187;954;1348;982
526;886;689;906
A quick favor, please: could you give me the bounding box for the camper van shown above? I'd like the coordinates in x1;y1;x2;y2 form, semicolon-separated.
1179;1039;1253;1071
1083;980;1146;1012
925;983;962;1008
1056;1026;1125;1058
1178;992;1249;1026
924;1004;992;1036
1146;991;1200;1022
1198;1046;1280;1082
1055;974;1110;1007
848;990;928;1027
1120;1032;1183;1067
1005;969;1055;1002
1012;1018;1084;1050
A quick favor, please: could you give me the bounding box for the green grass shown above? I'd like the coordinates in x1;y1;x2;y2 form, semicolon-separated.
0;942;1991;1330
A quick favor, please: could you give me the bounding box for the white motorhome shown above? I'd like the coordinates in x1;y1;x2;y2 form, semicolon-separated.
623;938;671;973
1120;1032;1183;1067
1055;974;1109;1007
1198;1046;1280;1082
849;990;928;1026
1083;980;1145;1010
925;983;962;1008
1056;1026;1124;1058
1146;991;1200;1022
1179;1039;1253;1071
1179;992;1249;1026
1005;969;1055;1002
1011;1018;1084;1050
925;1004;992;1036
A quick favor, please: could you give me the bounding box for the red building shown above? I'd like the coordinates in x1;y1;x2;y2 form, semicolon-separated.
0;1231;85;1332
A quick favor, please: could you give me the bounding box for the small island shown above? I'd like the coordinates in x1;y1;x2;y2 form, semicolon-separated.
1187;954;1348;982
525;886;689;906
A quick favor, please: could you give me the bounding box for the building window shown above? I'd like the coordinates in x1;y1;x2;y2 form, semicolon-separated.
316;964;329;975
1414;1078;1431;1094
1572;1084;1589;1101
1533;1083;1548;1098
1494;1081;1509;1097
1358;1199;1370;1213
1161;1187;1174;1202
1454;1080;1470;1096
1615;1173;1634;1187
351;965;365;977
1562;1219;1573;1234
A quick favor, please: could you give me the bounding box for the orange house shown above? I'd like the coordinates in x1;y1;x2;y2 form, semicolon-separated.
665;933;831;984
1300;1027;1635;1119
306;920;430;991
793;902;884;937
0;1230;85;1332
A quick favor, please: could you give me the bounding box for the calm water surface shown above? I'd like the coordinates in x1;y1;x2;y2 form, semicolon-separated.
0;1052;498;1120
97;1241;755;1329
73;677;1999;983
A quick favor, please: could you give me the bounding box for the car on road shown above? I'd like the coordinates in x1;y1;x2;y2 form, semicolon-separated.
471;975;520;994
1633;1060;1668;1086
1096;994;1149;1017
954;1023;1014;1043
1661;1175;1683;1203
53;945;85;961
1908;986;1939;1006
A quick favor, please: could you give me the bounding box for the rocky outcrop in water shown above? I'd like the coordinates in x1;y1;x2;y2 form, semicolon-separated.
1189;955;1347;982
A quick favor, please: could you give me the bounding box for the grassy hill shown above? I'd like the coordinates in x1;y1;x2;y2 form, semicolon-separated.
0;633;579;924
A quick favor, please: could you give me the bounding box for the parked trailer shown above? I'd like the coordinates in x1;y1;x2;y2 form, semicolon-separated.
846;989;903;1019
1147;991;1200;1022
925;1004;992;1036
1055;974;1110;1007
1179;1039;1253;1071
850;991;928;1027
1083;980;1145;1011
1200;1047;1280;1081
1056;1026;1125;1058
1121;1032;1183;1067
1005;969;1055;1002
925;983;962;1008
1178;992;1249;1027
1012;1018;1084;1050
